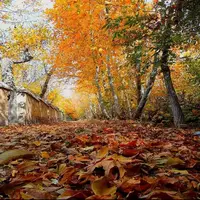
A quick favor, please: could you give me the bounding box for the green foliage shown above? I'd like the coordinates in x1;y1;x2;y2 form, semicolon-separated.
186;59;200;85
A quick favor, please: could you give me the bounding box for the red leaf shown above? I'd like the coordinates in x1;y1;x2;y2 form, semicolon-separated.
120;140;137;148
121;149;139;157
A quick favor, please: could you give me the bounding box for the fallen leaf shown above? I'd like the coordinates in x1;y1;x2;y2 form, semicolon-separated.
96;146;109;159
140;190;182;199
59;167;76;185
170;169;189;175
103;128;114;134
87;195;115;199
41;151;50;159
0;149;34;165
24;188;55;199
11;170;18;177
58;189;91;199
119;178;140;193
20;191;33;199
120;140;137;148
121;149;139;157
91;177;117;196
33;141;41;146
166;157;185;166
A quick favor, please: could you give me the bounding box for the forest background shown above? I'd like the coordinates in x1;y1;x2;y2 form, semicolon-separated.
0;0;200;128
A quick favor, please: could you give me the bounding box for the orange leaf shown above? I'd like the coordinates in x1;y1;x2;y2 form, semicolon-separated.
33;141;41;146
41;152;50;159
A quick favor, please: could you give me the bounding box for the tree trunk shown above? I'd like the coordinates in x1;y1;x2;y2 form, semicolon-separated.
1;50;33;124
8;91;18;124
116;66;132;119
40;68;54;98
135;63;142;106
1;58;19;124
1;58;15;88
95;66;110;119
134;53;159;119
106;60;120;118
125;92;132;119
161;46;184;127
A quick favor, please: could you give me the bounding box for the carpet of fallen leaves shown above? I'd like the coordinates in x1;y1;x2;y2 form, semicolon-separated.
0;120;200;199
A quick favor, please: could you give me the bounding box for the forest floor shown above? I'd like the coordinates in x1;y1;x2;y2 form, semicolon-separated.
0;120;200;199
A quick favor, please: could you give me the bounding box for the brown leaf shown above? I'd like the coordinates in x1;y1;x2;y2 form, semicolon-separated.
58;189;91;199
91;177;117;196
0;174;42;192
119;178;140;193
24;188;55;199
96;146;109;159
87;195;115;199
0;149;34;165
140;190;182;200
59;167;76;185
16;161;39;172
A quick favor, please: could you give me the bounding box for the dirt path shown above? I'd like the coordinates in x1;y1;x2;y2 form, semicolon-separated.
0;120;199;199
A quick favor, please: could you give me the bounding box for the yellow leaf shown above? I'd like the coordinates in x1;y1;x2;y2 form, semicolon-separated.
12;169;18;177
41;152;50;159
20;192;33;199
96;146;109;159
111;154;132;163
33;141;41;146
98;48;103;53
58;163;67;175
170;169;189;175
91;177;117;196
166;157;185;166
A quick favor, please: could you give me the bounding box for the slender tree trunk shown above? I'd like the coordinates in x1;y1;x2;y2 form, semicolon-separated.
135;63;142;106
1;58;15;88
116;66;132;119
95;66;110;119
1;58;18;124
88;96;96;119
161;46;184;127
106;62;121;118
89;103;95;118
134;53;159;119
104;4;121;118
40;68;54;98
125;92;132;119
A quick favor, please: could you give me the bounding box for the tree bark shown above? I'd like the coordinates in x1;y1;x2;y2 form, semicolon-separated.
124;92;132;119
134;53;159;119
95;66;110;119
0;48;33;124
135;62;142;106
116;66;132;119
40;68;54;98
161;46;184;127
1;58;15;88
106;62;121;118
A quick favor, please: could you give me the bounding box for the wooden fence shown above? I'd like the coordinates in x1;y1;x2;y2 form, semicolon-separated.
0;82;65;125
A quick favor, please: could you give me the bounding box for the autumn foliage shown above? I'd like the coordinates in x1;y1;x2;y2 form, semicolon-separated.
45;0;200;125
0;121;200;199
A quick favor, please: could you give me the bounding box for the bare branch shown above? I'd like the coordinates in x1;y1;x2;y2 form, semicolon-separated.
13;48;33;64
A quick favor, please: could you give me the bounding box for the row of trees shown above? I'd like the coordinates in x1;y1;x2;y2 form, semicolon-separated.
1;0;200;127
47;0;200;127
0;0;71;114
